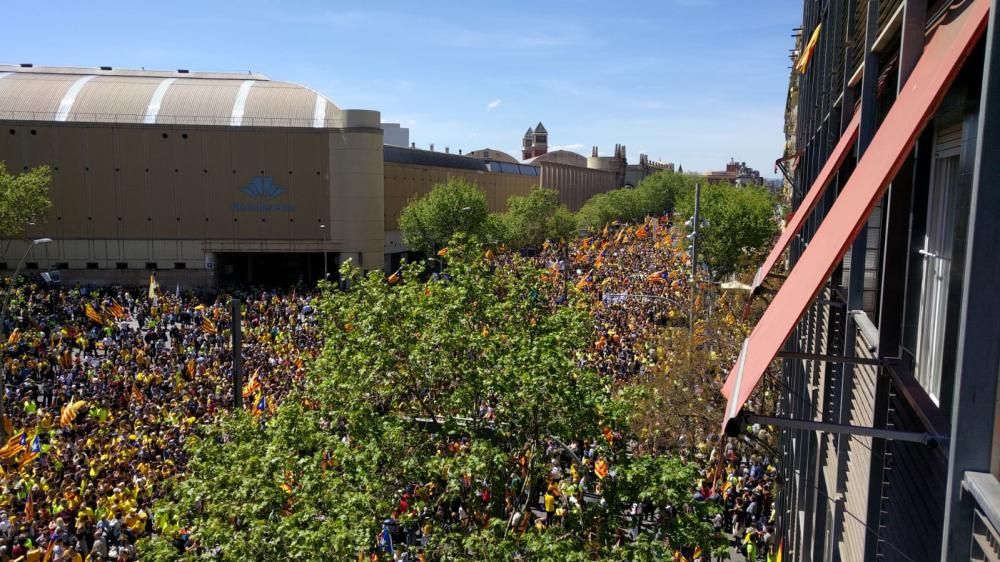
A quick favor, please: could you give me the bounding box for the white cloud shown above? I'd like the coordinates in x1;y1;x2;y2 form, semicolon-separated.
486;99;502;111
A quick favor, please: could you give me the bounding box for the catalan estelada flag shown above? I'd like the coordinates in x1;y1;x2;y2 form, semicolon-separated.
0;431;25;459
646;271;668;284
85;304;103;325
201;317;218;335
253;394;267;416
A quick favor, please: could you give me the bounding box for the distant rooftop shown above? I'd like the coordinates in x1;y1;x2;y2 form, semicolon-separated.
0;64;350;129
0;63;270;81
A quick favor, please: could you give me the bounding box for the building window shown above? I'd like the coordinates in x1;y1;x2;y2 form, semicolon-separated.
53;262;69;270
912;123;963;404
116;262;128;270
174;262;187;269
24;262;38;270
145;262;158;270
86;262;99;270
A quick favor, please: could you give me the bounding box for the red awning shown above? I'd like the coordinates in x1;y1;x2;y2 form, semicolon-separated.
722;0;990;434
752;112;860;289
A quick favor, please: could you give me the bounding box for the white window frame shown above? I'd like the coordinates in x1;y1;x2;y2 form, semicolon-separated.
913;123;963;404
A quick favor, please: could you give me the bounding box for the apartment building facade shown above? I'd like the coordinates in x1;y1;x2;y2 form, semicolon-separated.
720;0;1000;560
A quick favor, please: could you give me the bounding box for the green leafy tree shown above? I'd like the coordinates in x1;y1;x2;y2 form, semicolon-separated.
676;182;778;279
0;163;52;238
636;170;693;216
144;240;721;561
399;178;492;254
576;171;697;229
498;187;577;248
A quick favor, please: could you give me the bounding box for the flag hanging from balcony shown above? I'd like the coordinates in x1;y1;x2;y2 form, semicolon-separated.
796;23;822;74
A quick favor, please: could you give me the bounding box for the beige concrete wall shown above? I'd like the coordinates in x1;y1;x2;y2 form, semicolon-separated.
0;120;382;272
539;162;618;211
329;110;384;270
383;161;537;229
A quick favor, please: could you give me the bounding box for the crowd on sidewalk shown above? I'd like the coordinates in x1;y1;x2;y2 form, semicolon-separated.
0;282;320;560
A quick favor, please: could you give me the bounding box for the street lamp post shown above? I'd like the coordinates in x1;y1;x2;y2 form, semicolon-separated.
0;237;53;441
686;183;702;334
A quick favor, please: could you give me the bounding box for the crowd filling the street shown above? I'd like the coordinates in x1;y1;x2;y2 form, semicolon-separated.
0;217;778;561
0;285;320;561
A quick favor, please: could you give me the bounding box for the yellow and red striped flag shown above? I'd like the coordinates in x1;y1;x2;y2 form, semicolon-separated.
85;304;103;325
796;24;822;74
109;300;126;319
594;458;609;479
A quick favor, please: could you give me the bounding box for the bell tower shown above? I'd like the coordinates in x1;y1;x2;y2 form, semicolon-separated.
521;122;549;159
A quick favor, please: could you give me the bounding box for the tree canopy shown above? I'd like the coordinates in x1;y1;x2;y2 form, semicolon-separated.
497;187;577;249
0;162;52;238
398;178;494;255
144;241;721;561
675;182;778;280
576;171;696;230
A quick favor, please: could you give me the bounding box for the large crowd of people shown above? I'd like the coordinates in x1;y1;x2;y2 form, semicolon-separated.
368;218;778;561
545;216;696;383
0;282;321;560
0;215;778;561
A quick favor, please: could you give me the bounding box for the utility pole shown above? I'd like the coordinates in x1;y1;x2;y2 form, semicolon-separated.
231;298;243;409
687;183;702;334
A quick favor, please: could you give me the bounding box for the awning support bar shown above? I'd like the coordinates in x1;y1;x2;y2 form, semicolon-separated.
776;350;888;366
737;413;947;447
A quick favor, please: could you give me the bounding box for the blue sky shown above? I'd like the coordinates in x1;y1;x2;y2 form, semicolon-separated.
2;0;801;174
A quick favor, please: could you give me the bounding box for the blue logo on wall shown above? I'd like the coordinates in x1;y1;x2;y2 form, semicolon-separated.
240;176;286;198
233;176;295;213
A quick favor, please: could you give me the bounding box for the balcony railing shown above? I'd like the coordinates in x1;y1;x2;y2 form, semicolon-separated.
964;472;1000;562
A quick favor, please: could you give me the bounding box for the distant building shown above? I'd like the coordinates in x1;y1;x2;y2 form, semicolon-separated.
625;154;674;187
380;123;409;147
704;158;763;185
518;123;673;189
0;65;626;286
521;122;548;159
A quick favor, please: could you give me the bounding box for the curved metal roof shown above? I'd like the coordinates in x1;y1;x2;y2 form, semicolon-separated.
0;65;342;128
467;148;519;164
